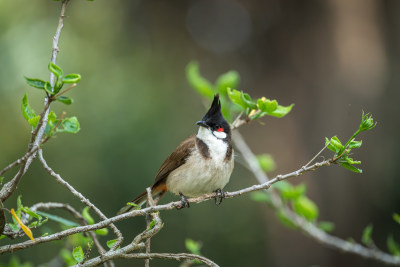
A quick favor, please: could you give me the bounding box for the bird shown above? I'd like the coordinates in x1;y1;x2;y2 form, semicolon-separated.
118;94;234;214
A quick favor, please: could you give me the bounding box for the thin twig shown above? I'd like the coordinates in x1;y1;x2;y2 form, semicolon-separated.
304;141;331;168
52;83;76;99
37;149;123;249
145;187;155;267
118;253;219;267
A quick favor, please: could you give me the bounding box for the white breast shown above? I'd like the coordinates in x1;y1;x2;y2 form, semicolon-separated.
166;128;234;197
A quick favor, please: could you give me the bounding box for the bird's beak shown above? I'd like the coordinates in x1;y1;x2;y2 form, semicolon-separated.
196;120;209;128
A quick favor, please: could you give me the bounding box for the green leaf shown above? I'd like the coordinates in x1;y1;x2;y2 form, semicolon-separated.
106;239;120;249
44;111;58;136
393;213;400;225
44;81;53;95
7;222;19;231
257;98;278;113
54;81;64;94
250;111;267;120
215;70;239;94
348;140;362;149
276;210;296;229
227;88;246;109
28;116;40;128
126;202;141;210
340;156;361;165
186;62;214;98
325;137;336;153
0;176;4;184
240;92;257;109
60;248;77;266
339;162;362;173
82;207;94;225
57;117;80;134
24;77;46;90
268;104;294;118
21;206;42;221
387;235;400;256
325;136;344;154
56;96;73;105
72;246;84;263
272;180;293;195
318;221;335;233
281;184;306;200
48;62;63;79
29;217;48;228
36;211;79;227
361;224;373;246
293;196;319;221
17;195;23;211
21;93;36;121
48;111;57;124
95;228;109;236
62;74;81;84
250;191;271;203
360;111;377;132
257;154;276;173
147;218;157;231
185;238;202;255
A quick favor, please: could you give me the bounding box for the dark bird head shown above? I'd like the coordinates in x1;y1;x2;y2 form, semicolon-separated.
196;94;231;139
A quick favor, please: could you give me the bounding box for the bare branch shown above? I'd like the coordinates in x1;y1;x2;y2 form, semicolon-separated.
118;253;219;267
145;187;155;267
37;149;123;249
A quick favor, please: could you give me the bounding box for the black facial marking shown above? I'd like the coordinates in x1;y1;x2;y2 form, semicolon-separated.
196;138;211;159
224;144;233;162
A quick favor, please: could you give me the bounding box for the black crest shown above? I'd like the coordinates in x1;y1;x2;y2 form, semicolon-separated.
200;94;230;134
202;94;222;122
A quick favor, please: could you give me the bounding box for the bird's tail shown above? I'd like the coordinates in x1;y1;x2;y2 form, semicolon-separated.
117;184;166;215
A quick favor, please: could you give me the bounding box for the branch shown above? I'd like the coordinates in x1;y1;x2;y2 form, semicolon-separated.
37;149;123;249
232;131;400;266
30;203;108;260
76;204;164;267
117;253;218;267
0;153;338;255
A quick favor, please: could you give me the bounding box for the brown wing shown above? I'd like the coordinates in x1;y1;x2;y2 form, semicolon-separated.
152;134;196;188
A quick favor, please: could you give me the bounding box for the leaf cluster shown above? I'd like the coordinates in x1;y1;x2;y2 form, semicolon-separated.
22;62;82;137
25;63;81;104
1;196;48;242
186;61;293;122
325;111;377;173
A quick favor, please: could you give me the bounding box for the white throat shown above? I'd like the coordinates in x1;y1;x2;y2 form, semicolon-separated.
196;127;228;162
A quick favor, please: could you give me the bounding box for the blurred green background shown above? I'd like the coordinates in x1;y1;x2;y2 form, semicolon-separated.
1;0;400;266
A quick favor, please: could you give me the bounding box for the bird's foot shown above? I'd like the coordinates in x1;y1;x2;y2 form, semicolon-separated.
176;193;190;210
214;188;225;206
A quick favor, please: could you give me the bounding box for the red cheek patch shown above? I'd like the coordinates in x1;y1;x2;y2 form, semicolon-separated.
217;128;224;132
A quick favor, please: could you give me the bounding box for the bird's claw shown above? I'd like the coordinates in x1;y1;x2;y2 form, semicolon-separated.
214;188;225;206
176;193;190;210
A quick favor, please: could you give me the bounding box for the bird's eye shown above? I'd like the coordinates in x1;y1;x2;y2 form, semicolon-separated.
217;127;224;132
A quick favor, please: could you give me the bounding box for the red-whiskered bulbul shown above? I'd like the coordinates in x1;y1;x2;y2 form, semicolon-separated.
118;94;234;214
